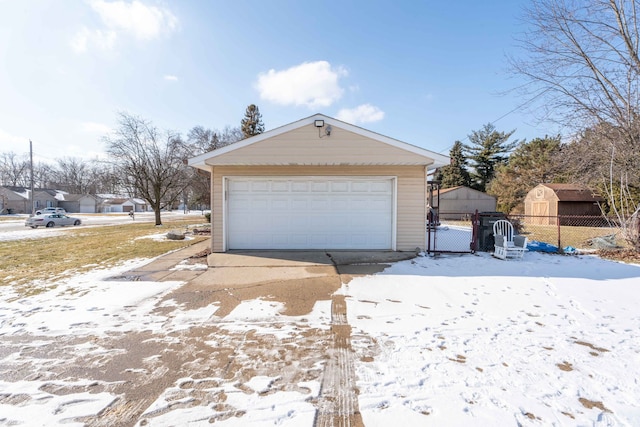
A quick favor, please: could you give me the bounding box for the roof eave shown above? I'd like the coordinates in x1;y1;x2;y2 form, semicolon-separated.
187;113;449;170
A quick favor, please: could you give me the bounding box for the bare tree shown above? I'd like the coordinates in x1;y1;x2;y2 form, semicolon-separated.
85;162;121;195
104;112;191;225
32;162;57;189
0;152;29;187
512;0;640;249
52;157;92;194
183;125;243;210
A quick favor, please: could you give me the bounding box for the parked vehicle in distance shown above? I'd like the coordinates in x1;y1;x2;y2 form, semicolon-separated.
25;214;81;228
35;207;66;215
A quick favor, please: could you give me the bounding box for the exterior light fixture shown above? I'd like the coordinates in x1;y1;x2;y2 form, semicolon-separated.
314;120;324;128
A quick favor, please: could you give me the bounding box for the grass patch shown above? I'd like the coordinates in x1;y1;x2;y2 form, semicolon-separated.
520;224;622;250
0;215;25;222
0;217;208;296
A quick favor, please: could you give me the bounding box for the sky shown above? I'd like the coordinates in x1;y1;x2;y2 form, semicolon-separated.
0;0;557;164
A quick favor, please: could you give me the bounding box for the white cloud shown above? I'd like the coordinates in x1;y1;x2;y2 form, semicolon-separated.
71;0;178;53
256;61;347;108
79;122;112;134
89;0;178;40
164;75;178;81
0;128;27;146
336;104;385;124
71;27;117;53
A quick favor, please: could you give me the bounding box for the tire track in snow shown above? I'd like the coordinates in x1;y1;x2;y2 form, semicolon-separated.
314;294;364;427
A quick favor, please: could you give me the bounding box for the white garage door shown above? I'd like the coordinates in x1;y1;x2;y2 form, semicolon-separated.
227;177;394;250
79;199;95;213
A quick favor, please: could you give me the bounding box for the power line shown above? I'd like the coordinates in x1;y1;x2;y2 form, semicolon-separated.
437;87;555;155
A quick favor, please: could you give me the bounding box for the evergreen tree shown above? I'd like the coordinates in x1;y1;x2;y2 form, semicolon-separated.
241;104;265;139
435;141;471;188
487;136;563;213
464;123;518;192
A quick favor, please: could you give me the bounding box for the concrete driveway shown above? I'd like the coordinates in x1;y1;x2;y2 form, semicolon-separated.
99;242;416;426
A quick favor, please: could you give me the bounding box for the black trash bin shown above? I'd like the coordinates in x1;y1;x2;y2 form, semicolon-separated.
477;212;506;252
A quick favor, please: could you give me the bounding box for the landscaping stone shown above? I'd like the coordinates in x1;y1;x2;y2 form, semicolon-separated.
166;230;185;240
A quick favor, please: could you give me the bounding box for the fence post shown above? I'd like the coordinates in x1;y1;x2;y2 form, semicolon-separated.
427;209;432;255
557;216;563;254
471;210;479;253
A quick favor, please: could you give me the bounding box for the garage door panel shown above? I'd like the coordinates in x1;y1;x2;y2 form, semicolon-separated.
292;182;309;192
311;198;330;211
230;181;250;192
331;181;349;192
371;181;392;192
271;198;289;210
312;182;329;192
271;181;289;192
227;177;393;250
251;181;269;191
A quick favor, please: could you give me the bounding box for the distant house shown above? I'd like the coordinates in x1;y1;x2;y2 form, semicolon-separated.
524;183;604;225
0;186;29;214
0;186;66;214
58;194;99;213
432;186;497;219
131;198;148;212
99;197;136;213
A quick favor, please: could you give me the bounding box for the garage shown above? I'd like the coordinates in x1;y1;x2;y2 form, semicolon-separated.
188;113;449;253
226;177;394;250
79;197;96;213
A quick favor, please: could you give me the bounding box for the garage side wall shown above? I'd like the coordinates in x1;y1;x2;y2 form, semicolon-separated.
210;165;426;252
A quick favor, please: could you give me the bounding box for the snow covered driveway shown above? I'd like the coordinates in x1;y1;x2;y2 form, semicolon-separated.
0;251;639;426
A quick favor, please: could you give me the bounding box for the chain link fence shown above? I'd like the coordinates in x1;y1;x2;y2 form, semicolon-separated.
427;211;625;254
427;211;475;254
509;214;622;252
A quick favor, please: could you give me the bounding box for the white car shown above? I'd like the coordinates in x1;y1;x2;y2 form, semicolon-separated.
25;214;82;228
35;207;66;215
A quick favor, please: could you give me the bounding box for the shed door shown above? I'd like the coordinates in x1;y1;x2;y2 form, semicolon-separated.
532;201;550;225
226;177;394;250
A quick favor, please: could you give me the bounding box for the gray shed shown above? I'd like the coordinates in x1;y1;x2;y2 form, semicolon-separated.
433;186;497;219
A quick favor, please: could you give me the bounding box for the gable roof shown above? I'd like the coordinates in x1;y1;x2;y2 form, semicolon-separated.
539;183;604;202
436;186;496;199
188;113;449;170
101;198;133;205
438;186;463;195
58;194;97;202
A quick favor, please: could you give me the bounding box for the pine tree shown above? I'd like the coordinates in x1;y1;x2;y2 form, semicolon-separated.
241;104;265;139
487;136;563;213
464;123;518;192
435;141;471;188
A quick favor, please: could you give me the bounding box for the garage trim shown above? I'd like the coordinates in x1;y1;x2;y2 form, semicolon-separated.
222;176;397;251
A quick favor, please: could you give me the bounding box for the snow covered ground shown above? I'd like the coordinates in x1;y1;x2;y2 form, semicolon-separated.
1;249;639;425
344;252;640;426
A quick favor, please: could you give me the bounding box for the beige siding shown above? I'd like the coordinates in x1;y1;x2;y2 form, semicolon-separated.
210;165;426;252
437;187;497;217
207;126;434;166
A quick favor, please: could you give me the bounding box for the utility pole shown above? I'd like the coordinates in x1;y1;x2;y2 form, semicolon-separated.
29;140;34;215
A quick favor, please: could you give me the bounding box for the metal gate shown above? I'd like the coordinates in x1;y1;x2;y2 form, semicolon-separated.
426;210;477;254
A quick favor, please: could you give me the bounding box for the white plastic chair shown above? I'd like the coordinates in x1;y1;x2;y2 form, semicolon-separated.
493;219;527;260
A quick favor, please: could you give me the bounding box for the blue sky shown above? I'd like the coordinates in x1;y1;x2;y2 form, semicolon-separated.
0;0;557;163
